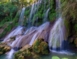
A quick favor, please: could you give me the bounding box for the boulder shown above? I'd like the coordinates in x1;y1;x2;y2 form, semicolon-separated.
32;38;49;55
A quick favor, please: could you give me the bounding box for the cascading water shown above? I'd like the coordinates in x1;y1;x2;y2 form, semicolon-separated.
48;0;74;55
29;22;50;45
6;49;15;59
0;0;75;59
3;7;26;43
43;8;50;22
49;0;65;51
49;17;65;50
4;7;26;59
19;7;26;26
9;22;50;48
3;26;24;42
28;0;42;27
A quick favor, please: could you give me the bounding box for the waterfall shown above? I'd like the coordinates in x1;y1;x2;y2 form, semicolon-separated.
43;8;50;22
9;22;50;48
3;7;26;42
3;26;24;42
6;49;15;59
19;7;26;26
3;7;26;59
28;0;42;27
49;17;65;50
29;22;50;45
49;0;65;51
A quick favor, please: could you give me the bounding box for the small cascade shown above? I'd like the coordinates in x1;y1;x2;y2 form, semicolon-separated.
7;49;15;59
19;7;26;26
29;22;50;45
43;8;50;22
10;27;37;48
49;0;66;51
24;27;37;35
3;26;24;42
9;22;50;48
3;7;26;59
49;17;65;51
28;0;42;27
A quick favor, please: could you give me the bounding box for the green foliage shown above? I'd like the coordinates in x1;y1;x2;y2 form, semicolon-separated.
32;38;49;55
0;0;56;38
61;0;77;36
0;10;19;38
0;3;18;16
61;0;77;21
48;9;56;21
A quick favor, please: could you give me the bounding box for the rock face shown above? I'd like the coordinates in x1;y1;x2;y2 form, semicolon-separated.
14;38;49;59
0;43;11;55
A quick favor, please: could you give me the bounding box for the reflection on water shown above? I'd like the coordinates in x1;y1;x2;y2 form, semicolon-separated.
0;53;77;59
41;53;76;59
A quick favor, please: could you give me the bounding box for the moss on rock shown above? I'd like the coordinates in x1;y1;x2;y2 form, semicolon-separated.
0;43;11;55
14;38;49;59
32;38;49;55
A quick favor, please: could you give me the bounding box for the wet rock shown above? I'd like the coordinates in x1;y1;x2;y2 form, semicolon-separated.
10;36;16;41
20;45;31;51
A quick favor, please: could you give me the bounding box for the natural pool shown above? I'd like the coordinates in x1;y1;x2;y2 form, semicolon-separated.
0;52;77;59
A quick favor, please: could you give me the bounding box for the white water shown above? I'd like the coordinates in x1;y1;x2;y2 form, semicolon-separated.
49;17;65;50
3;26;23;42
19;7;26;25
7;49;15;59
49;0;63;50
8;22;49;47
51;50;74;55
24;27;37;34
29;22;50;45
49;0;66;51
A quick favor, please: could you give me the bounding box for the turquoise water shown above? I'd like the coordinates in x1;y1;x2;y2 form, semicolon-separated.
0;55;7;59
0;52;77;59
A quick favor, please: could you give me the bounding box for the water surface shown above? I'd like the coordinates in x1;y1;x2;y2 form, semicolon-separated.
0;52;77;59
